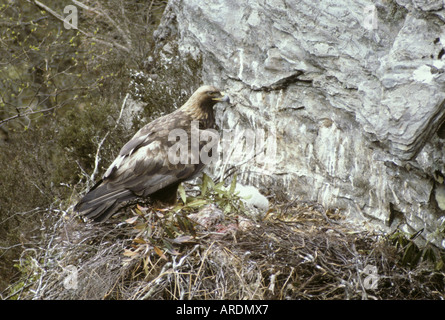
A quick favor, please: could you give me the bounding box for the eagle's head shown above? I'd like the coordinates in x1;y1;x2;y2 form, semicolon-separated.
186;85;230;110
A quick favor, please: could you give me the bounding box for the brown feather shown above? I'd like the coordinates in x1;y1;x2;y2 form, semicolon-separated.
74;85;228;222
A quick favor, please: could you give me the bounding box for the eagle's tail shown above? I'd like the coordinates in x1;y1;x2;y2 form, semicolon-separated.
74;181;134;222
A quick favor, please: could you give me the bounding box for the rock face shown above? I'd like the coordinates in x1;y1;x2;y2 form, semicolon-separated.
157;0;445;246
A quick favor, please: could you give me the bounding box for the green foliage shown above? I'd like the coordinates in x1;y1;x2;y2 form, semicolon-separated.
6;257;39;300
388;228;445;271
197;173;244;215
175;173;244;215
128;48;203;126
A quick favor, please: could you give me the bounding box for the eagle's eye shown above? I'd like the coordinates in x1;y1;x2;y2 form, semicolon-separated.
207;90;219;96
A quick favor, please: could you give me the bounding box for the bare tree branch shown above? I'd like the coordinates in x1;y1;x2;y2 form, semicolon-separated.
32;0;130;53
88;93;129;185
71;0;132;48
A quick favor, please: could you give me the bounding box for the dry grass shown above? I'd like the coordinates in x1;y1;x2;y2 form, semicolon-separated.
4;200;445;300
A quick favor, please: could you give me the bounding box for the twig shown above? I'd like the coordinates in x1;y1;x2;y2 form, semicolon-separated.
190;241;215;298
71;0;132;48
89;93;129;184
0;104;58;127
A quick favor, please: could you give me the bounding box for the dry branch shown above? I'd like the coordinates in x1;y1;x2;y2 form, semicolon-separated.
32;0;130;53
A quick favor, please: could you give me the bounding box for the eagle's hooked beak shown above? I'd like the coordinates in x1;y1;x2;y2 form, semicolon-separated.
212;92;230;103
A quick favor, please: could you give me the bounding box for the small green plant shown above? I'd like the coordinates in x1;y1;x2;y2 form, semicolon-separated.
188;173;244;215
388;228;445;270
5;254;40;300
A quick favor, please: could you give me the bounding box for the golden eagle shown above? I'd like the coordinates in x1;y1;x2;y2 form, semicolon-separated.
74;85;229;222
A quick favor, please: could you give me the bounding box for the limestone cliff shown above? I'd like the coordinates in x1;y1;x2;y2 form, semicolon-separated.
156;0;445;246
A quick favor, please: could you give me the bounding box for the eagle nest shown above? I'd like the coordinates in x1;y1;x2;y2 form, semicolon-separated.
5;187;445;300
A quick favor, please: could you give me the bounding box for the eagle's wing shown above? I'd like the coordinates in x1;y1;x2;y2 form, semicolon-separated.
104;110;203;193
75;110;202;222
106;137;201;197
